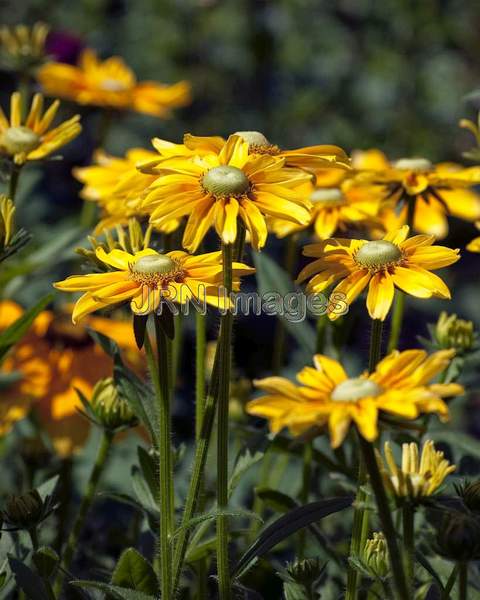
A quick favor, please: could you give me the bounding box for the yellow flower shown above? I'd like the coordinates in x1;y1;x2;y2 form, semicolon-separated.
0;92;81;165
0;195;15;247
140;134;313;252
0;300;141;456
296;225;460;321
38;48;191;117
247;350;463;448
352;149;480;238
377;440;456;500
54;247;255;323
73;148;179;235
467;221;480;252
270;171;381;240
0;22;49;70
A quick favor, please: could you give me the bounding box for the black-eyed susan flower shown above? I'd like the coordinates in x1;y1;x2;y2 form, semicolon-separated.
352;149;480;238
0;92;81;165
144;132;350;172
140;134;313;252
270;170;381;240
247;349;463;448
73;148;179;235
37;49;191;117
0;300;140;456
296;225;460;321
377;440;456;501
54;247;254;322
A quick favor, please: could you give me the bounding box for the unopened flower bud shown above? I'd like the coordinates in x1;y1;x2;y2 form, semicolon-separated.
2;490;44;529
436;513;480;562
90;377;138;430
435;312;475;353
362;532;390;578
286;557;324;585
0;195;15;248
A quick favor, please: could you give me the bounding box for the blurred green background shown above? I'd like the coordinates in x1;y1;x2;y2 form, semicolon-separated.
3;0;480;157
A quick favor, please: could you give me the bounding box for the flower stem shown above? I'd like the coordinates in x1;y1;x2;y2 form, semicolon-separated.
441;564;459;600
345;455;368;600
298;440;313;559
402;503;415;596
146;316;174;600
368;319;383;373
217;241;234;600
53;430;113;597
28;527;39;551
195;311;207;440
359;437;409;600
458;561;467;600
8;164;20;202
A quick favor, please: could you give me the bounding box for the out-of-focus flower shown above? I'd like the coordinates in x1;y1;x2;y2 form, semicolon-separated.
140;134;313;252
73;148;179;235
270;170;381;240
54;247;255;322
459;115;480;162
434;312;475;353
37;49;191;117
0;300;140;456
88;377;138;431
377;440;455;501
436;513;480;562
0;22;49;73
297;225;459;321
467;222;480;252
1;490;45;530
352;149;480;238
0;92;81;165
247;350;462;448
361;532;390;579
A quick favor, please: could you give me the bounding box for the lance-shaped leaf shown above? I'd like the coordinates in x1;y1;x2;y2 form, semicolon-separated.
71;580;155;600
110;548;158;595
8;557;52;600
232;496;354;579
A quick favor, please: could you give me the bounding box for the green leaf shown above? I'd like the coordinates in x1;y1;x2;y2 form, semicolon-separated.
110;548;158;595
37;475;59;503
256;487;296;512
228;449;264;498
232;496;354;579
137;447;157;503
131;466;158;515
8;557;52;600
172;509;262;540
72;580;155;600
0;294;53;363
253;252;316;358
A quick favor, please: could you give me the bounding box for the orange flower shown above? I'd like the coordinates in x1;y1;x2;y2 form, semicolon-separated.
0;301;141;456
38;49;191;117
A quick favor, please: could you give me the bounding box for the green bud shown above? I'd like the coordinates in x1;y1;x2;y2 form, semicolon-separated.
435;312;475;353
436;513;480;561
362;532;390;578
90;377;138;431
286;557;324;585
3;490;44;529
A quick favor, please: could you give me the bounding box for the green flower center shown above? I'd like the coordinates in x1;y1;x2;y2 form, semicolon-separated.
234;130;270;147
394;157;432;172
355;240;402;268
100;78;129;92
310;187;345;207
202;165;250;197
2;126;41;154
133;254;176;275
331;378;383;402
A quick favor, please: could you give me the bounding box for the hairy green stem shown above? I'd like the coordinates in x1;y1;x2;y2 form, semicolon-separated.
195;311;207;440
8;164;20;202
402;504;415;596
360;438;409;600
298;441;313;559
53;431;113;596
216;241;234;600
146;316;174;600
441;564;458;599
368;319;384;373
